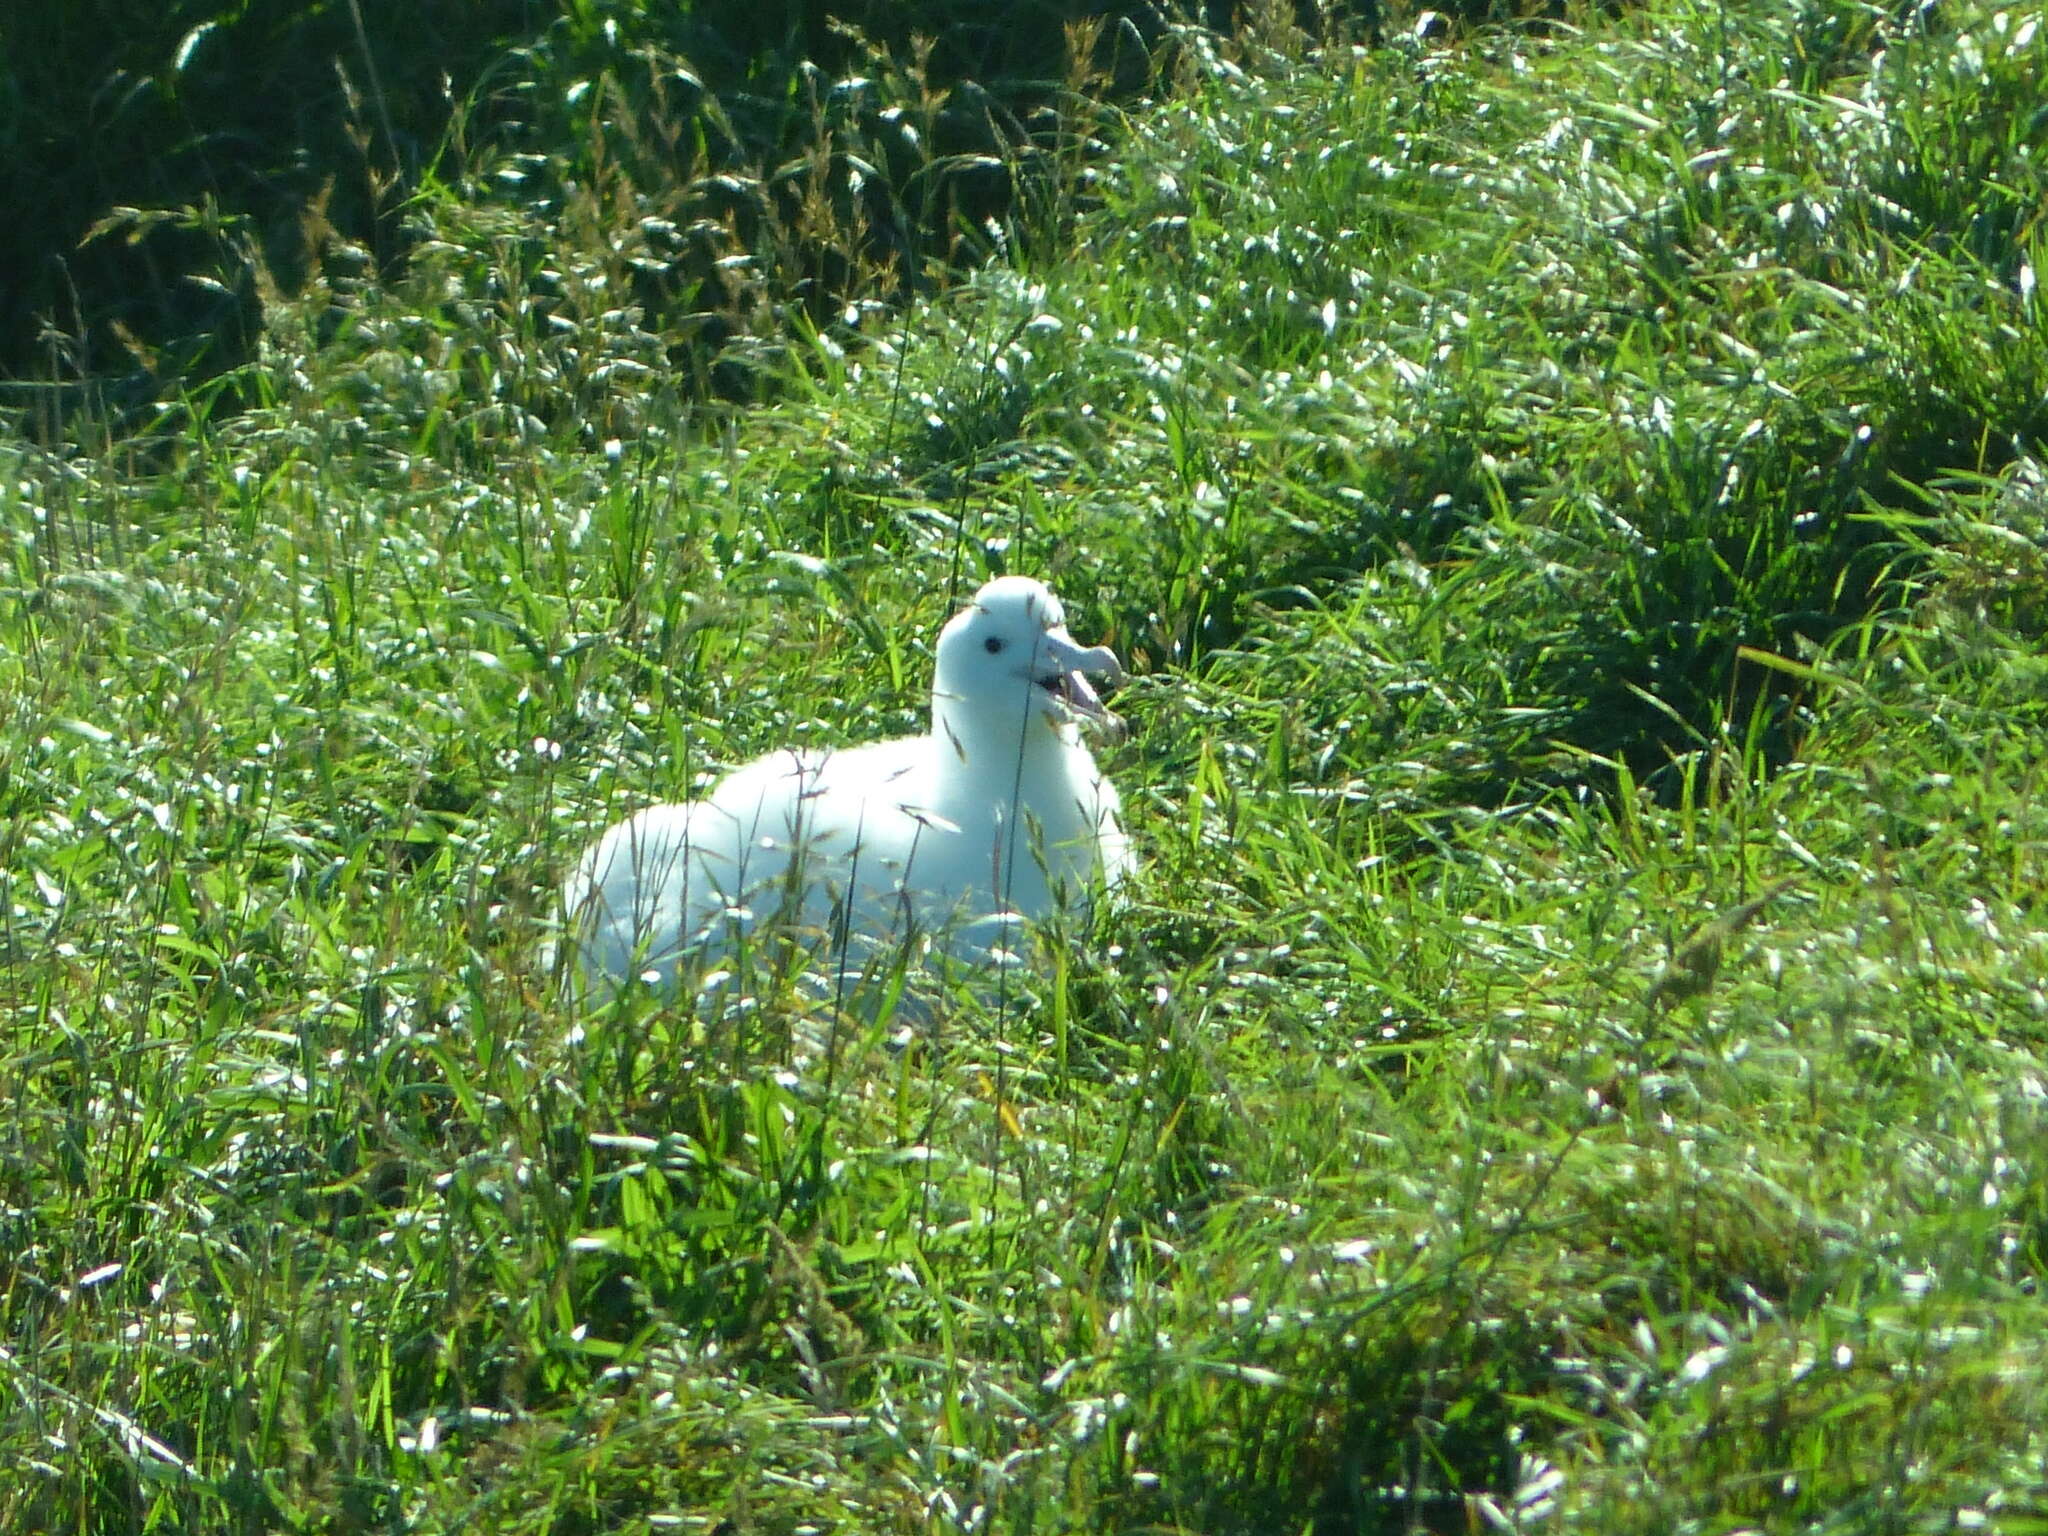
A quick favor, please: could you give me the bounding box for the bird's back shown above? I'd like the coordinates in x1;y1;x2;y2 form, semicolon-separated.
564;732;1124;994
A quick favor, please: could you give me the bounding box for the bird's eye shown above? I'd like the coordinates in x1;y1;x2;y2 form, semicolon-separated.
984;636;1005;654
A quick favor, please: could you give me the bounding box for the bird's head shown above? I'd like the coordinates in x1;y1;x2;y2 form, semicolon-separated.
932;576;1127;756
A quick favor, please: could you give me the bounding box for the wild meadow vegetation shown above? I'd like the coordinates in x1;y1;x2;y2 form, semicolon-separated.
6;0;2048;1530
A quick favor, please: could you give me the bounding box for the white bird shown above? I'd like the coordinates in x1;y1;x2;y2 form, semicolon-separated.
561;575;1132;997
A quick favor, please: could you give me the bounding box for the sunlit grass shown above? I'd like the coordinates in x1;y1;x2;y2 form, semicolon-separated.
6;0;2048;1531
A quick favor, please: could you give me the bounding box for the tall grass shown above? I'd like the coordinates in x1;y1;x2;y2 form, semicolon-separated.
0;0;1163;425
5;0;2048;1531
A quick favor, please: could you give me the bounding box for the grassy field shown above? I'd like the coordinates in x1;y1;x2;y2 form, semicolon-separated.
6;0;2048;1530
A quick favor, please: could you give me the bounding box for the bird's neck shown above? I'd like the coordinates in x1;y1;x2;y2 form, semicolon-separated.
930;697;1074;795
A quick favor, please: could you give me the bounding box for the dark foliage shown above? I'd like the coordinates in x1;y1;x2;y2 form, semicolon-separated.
0;0;1395;432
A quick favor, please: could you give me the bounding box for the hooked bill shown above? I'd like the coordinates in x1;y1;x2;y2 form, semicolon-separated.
1034;637;1127;744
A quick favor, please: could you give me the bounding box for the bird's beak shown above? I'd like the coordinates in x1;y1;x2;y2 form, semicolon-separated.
1034;627;1128;745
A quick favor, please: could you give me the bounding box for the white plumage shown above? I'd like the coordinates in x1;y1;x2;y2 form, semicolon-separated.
562;576;1131;995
